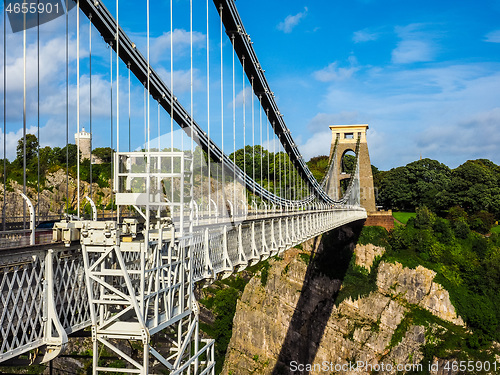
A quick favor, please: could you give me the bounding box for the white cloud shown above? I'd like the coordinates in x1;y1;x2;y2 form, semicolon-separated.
0;34;79;96
300;62;500;169
484;30;500;43
313;57;359;82
392;40;433;64
0;117;77;161
416;107;500;165
0;9;212;160
353;29;379;43
297;130;332;161
0;126;39;161
156;67;203;94
277;7;308;34
298;112;377;161
125;28;206;65
0;27;149;158
307;112;361;132
391;24;435;64
229;86;253;109
261;138;281;153
151;29;205;64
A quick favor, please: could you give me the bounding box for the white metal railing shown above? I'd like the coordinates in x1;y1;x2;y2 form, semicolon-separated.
0;248;91;363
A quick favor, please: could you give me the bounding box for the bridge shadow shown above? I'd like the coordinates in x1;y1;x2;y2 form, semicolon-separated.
271;220;365;375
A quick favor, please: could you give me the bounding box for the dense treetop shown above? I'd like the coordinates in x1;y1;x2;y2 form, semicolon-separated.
2;134;113;189
377;158;500;218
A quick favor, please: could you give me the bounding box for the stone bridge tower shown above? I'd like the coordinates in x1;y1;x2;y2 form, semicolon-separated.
326;124;376;212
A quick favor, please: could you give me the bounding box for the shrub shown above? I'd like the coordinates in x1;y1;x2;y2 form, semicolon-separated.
469;211;495;234
414;206;436;229
260;261;271;286
452;217;470;239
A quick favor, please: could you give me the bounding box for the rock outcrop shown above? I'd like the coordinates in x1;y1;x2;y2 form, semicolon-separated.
222;230;464;375
354;243;385;272
0;169;113;219
376;262;464;326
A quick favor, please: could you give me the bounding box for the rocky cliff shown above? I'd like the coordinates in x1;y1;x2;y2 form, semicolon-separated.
0;169;113;219
222;225;467;375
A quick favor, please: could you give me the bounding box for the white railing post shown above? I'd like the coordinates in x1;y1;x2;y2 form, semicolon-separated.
41;249;68;363
85;196;98;221
19;193;35;245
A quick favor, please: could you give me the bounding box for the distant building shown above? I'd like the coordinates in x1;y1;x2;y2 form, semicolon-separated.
74;128;102;164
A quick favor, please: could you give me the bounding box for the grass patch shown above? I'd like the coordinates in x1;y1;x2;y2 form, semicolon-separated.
490;225;500;234
386;304;498;373
393;211;416;225
260;261;271;286
382;248;425;270
358;226;390;248
298;252;311;265
335;256;380;306
220;274;247;292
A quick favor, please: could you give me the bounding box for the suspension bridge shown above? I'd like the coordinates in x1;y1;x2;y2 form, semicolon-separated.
0;0;367;373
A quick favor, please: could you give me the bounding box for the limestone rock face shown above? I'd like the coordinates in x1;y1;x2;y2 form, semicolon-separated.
376;262;464;326
222;236;464;375
0;169;113;219
354;243;385;272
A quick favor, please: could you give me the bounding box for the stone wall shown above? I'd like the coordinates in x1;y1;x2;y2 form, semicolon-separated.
365;211;395;231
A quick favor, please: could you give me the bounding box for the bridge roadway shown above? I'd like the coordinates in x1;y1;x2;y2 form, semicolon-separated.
0;207;366;365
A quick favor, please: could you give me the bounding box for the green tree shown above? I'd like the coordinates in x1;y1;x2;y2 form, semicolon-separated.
15;133;39;164
432;217;453;244
0;158;10;181
64;144;79;167
372;165;384;196
469;211;495;234
229;145;271;185
307;155;329;182
49;146;64;165
387;207;500;342
406;158;451;211
12;134;41;185
92;147;114;164
212;288;239;369
341;153;356;174
414;206;436;229
446;160;500;216
378;166;413;211
47;144;78;167
447;205;468;222
378;158;451;212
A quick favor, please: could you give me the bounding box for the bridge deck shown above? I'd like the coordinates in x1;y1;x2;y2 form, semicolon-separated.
0;208;366;364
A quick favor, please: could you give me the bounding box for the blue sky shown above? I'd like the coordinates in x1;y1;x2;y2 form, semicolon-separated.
1;0;500;170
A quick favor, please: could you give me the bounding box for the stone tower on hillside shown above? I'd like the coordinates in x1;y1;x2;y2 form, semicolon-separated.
326;124;376;212
75;128;91;162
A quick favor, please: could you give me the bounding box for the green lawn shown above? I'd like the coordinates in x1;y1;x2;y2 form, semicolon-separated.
491;225;500;234
392;211;416;225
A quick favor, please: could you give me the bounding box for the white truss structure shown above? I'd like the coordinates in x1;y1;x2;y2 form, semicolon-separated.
78;151;215;374
0;247;90;363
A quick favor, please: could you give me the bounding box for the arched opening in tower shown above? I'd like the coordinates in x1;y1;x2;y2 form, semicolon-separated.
340;150;356;197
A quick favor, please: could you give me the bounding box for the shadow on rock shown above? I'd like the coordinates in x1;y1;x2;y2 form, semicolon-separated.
272;220;364;375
